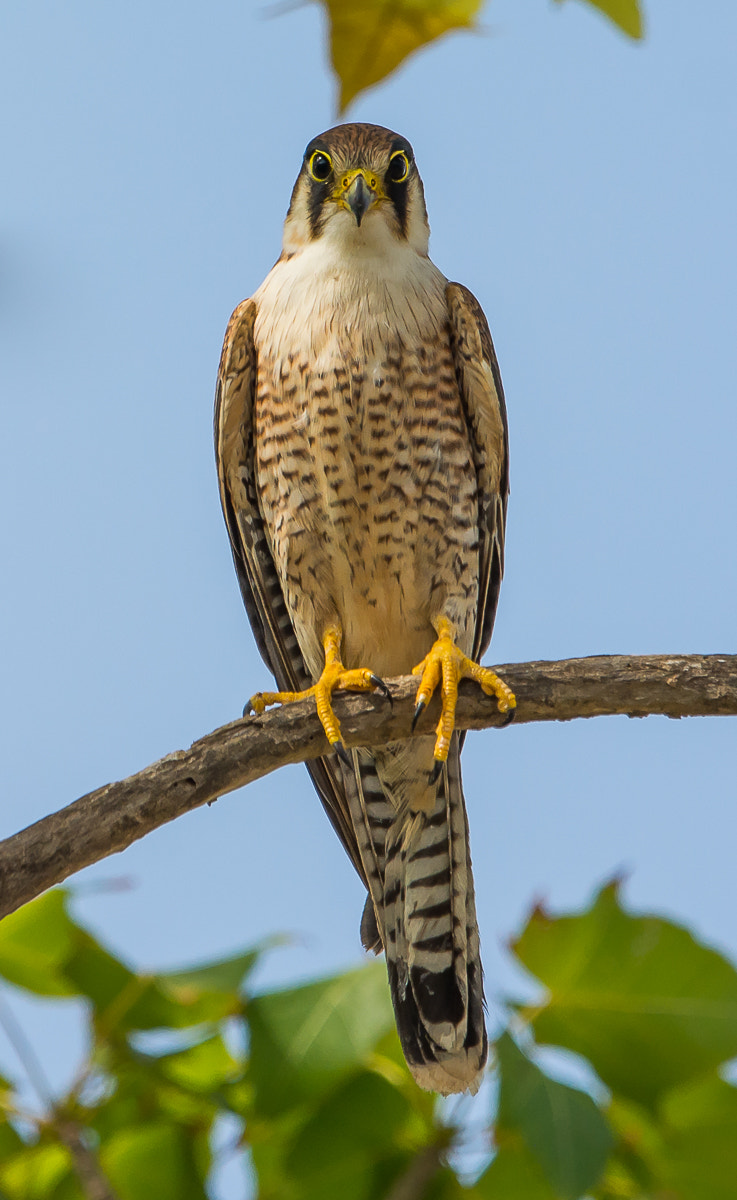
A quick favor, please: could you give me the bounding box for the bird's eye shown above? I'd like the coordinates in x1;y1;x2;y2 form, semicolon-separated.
308;151;333;182
387;151;410;183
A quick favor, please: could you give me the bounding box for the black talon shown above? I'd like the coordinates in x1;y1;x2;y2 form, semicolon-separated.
370;674;393;707
412;701;426;732
334;742;351;767
500;708;516;728
428;759;443;786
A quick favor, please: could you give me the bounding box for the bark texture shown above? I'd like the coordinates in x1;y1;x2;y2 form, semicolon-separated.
0;654;734;921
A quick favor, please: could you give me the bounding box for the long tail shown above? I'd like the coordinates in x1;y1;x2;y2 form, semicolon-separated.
343;736;487;1095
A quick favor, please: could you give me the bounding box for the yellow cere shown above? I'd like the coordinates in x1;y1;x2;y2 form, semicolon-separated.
332;167;386;203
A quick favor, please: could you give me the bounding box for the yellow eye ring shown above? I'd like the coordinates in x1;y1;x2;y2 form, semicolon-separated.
387;150;410;183
308;150;333;182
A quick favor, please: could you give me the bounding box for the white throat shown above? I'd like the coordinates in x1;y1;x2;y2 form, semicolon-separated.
253;230;448;364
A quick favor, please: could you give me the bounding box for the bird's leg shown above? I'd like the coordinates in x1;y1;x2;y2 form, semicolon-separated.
247;625;390;757
412;617;516;779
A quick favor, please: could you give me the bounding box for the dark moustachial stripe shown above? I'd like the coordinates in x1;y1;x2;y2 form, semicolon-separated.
387;175;408;238
306;176;328;240
299;136;334;240
385;137;413;238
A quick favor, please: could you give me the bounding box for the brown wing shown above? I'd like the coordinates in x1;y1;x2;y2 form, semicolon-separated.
214;299;368;884
445;283;509;662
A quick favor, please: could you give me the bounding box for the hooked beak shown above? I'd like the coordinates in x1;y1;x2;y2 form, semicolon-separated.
339;170;379;227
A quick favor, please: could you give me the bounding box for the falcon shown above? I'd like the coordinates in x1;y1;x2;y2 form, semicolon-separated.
215;123;514;1095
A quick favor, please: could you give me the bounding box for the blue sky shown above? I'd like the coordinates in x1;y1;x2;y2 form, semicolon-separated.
1;0;735;1190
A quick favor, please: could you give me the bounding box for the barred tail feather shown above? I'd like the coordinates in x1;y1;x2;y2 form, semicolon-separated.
385;740;487;1094
343;738;487;1095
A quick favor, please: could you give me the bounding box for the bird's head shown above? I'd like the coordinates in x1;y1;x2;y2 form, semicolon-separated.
282;123;430;258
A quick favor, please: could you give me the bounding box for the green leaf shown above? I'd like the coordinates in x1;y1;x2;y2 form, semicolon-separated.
600;1076;737;1200
657;1074;737;1200
318;0;644;110
248;961;395;1116
599;1094;664;1196
512;882;737;1106
554;0;643;39
48;1175;85;1200
664;1070;737;1130
248;1107;312;1198
425;1168;484;1200
496;1033;612;1198
474;1138;558;1199
158;941;278;997
0;1142;73;1200
366;1027;440;1127
0;893;272;1032
67;935;272;1033
324;0;484;111
151;939;280;1024
0;1068;17;1096
100;1123;208;1200
64;930;145;1018
158;1034;240;1094
65;932;209;1033
285;1070;420;1198
90;1059;215;1142
0;1118;25;1162
0;891;78;997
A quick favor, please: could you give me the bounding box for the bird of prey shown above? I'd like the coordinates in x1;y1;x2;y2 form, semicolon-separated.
215;123;514;1095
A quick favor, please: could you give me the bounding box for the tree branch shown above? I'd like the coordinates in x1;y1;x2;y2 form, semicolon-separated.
55;1122;120;1200
0;654;734;921
384;1143;444;1200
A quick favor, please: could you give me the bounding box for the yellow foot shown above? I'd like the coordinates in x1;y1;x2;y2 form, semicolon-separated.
246;626;391;760
412;618;516;778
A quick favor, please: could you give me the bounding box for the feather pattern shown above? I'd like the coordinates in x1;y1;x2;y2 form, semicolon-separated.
214;123;509;1095
215;300;365;876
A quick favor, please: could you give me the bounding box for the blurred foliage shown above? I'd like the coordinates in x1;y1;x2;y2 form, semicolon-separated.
313;0;643;110
0;884;736;1197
